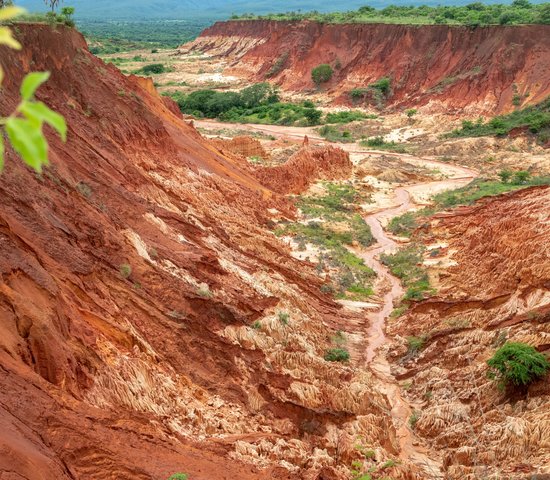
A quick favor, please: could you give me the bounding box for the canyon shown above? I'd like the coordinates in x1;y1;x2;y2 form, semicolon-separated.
0;16;549;480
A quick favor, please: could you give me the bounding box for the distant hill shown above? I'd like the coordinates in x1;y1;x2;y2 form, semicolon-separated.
14;0;530;20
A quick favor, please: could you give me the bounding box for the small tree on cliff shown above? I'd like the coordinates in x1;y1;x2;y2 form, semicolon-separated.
487;342;550;391
311;64;334;86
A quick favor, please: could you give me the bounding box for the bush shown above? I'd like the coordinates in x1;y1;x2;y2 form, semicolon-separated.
487;342;549;389
140;63;166;74
167;475;188;480
324;348;350;362
369;77;391;96
311;64;334;85
119;264;132;279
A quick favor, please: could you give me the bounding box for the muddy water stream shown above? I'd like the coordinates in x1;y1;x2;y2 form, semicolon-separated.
360;160;477;477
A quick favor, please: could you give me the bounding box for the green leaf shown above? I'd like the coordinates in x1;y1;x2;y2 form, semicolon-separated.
20;101;67;141
0;134;4;173
20;72;50;101
6;117;48;172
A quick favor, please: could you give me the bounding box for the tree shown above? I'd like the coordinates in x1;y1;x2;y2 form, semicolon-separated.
512;170;530;184
497;170;512;183
311;64;334;86
487;342;549;390
43;0;62;12
0;5;66;173
539;4;550;24
303;108;322;126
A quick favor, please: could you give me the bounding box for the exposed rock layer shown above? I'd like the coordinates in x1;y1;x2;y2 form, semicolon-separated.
183;20;550;114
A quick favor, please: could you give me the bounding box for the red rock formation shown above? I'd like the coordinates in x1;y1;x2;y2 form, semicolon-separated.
0;24;418;480
388;186;550;479
183;20;550;114
253;145;353;194
211;135;269;159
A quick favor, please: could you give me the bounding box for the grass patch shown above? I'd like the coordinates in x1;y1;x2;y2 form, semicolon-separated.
448;96;550;144
317;125;355;143
380;245;434;302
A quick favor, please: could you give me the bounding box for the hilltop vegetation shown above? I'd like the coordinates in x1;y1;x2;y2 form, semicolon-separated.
234;1;550;26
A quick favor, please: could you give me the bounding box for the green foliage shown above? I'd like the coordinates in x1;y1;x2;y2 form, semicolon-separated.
251;320;261;330
406;108;417;118
325;110;367;124
498;169;513;183
406;336;426;356
369;77;391;96
119;264;132;279
0;46;66;173
487;342;550;389
387;212;417;237
83;20;206;55
168;83;323;127
278;311;290;325
311;64;333;85
409;410;421;429
317;125;355;143
167;474;189;480
381;245;433;302
234;3;550;26
449;96;550;143
139;63;166;74
324;347;350;362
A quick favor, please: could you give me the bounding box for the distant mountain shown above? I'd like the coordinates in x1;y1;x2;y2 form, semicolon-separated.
14;0;527;20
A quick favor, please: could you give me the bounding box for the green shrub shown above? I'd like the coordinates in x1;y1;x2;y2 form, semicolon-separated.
409;410;421;429
311;64;334;85
119;264;132;279
324;348;350;362
140;63;166;74
325;110;367;124
487;342;549;389
407;336;426;355
278;311;290;325
369;77;391;96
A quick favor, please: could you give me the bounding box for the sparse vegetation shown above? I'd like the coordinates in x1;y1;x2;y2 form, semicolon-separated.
449;96;550;144
119;264;132;279
406;336;426;356
360;136;408;153
138;63;169;75
381;245;433;302
278;311;290;325
487;342;550;390
266;51;289;78
324;347;350;362
325;110;368;124
197;285;213;298
409;410;421;429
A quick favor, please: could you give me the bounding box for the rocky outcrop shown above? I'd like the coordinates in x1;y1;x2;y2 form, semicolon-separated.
388;186;550;479
183;20;550;114
211;135;269;159
254;145;353;194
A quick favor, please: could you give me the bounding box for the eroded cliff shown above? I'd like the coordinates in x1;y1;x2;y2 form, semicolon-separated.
182;20;550;114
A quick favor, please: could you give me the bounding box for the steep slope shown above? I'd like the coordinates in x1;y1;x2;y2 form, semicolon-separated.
0;24;431;480
388;186;550;479
182;20;550;114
